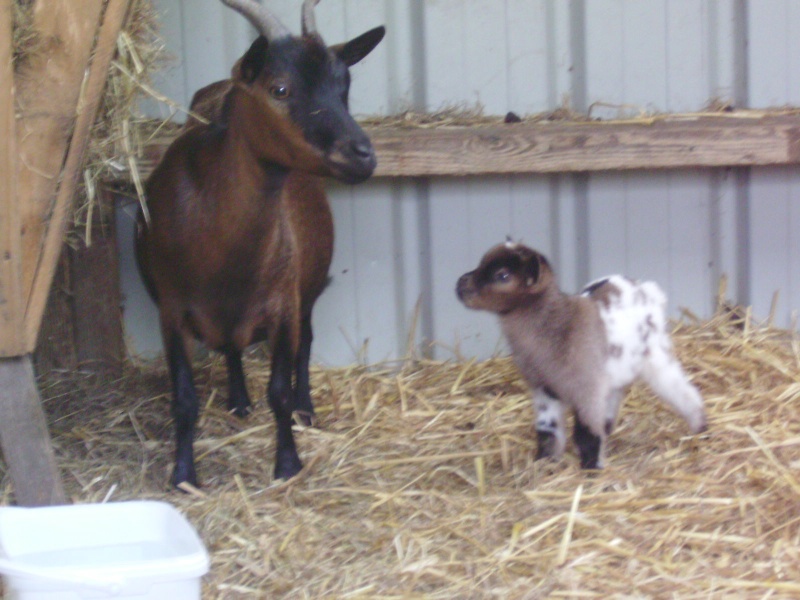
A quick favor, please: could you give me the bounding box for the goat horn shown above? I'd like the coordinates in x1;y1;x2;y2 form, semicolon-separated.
301;0;322;37
221;0;291;41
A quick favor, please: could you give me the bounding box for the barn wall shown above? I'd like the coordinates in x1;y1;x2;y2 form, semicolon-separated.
121;0;800;364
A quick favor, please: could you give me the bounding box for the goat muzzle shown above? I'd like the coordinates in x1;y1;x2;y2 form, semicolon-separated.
456;273;478;304
327;138;378;184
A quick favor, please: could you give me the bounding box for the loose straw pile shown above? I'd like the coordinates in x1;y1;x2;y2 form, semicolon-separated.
1;307;798;598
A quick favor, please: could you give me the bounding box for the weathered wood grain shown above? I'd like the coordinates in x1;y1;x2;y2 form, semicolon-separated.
0;357;66;506
137;115;800;180
367;116;800;176
24;0;133;350
0;0;23;356
15;0;105;342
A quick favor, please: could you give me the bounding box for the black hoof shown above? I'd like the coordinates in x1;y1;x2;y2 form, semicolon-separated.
535;430;557;460
274;450;303;481
579;457;602;470
574;417;602;470
293;410;316;427
229;403;252;419
171;463;198;490
293;394;316;418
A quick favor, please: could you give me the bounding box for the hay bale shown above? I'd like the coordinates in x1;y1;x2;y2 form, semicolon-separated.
1;308;797;598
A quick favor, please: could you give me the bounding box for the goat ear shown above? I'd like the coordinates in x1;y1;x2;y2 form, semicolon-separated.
524;255;542;287
237;36;270;84
332;26;385;67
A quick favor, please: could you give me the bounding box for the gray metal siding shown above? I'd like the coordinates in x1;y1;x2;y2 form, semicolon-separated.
121;0;800;364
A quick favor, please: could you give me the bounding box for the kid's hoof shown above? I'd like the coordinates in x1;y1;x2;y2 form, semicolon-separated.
535;430;558;460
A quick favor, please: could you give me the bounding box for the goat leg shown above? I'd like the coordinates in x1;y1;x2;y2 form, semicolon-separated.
293;314;316;426
533;388;566;460
573;410;603;470
225;348;252;417
165;332;200;488
269;327;304;480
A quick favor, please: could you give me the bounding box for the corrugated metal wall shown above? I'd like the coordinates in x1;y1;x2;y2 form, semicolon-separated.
119;0;800;365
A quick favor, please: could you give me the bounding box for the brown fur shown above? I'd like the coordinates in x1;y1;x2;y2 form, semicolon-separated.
135;7;384;486
182;80;232;130
140;84;333;356
456;244;606;415
458;242;706;470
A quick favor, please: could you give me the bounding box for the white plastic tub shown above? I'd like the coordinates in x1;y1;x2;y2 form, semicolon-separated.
0;501;209;599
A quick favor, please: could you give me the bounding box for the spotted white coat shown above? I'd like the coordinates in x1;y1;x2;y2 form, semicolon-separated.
581;275;707;442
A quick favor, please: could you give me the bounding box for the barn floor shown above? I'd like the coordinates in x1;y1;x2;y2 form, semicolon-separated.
2;311;800;599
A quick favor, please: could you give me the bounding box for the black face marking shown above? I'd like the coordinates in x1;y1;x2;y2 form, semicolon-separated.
543;386;559;400
479;255;523;287
574;416;602;469
604;419;614;436
240;34;376;182
255;37;352;154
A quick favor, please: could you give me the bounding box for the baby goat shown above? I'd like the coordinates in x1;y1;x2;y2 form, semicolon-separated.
456;242;707;469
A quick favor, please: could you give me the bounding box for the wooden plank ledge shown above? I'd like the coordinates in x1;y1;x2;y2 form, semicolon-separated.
137;114;800;180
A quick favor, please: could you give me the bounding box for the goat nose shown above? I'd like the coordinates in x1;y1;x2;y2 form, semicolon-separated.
350;140;373;159
456;274;471;298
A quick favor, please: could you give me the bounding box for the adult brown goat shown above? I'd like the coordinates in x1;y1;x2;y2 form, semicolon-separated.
136;0;385;487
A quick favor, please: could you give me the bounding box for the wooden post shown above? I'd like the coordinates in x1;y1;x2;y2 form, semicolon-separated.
0;357;66;505
0;0;131;506
71;190;126;377
14;0;106;352
0;0;65;505
24;0;133;349
0;0;23;356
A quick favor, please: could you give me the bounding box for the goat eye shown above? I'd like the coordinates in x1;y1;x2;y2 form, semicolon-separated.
269;84;290;100
493;269;511;283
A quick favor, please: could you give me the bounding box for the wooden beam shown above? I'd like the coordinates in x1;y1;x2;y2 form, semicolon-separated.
368;115;800;176
15;0;106;351
0;0;23;356
24;0;133;349
0;356;66;506
136;114;800;180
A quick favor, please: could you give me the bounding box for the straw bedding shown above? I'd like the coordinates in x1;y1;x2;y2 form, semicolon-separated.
1;309;798;598
8;3;800;598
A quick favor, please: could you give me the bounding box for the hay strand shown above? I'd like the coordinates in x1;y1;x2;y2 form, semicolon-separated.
2;306;798;598
556;484;583;566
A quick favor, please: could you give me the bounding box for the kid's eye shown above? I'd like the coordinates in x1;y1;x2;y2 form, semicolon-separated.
493;268;511;283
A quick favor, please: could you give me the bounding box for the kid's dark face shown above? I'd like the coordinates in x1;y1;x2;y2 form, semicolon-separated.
456;244;547;314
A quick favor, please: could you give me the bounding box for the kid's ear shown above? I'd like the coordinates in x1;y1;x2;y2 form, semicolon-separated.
524;254;541;287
